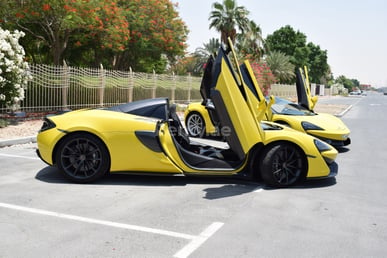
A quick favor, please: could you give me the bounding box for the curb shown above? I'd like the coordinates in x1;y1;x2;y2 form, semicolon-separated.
0;136;37;148
336;105;353;117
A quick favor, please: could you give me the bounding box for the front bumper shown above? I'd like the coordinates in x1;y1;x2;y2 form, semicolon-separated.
308;161;338;180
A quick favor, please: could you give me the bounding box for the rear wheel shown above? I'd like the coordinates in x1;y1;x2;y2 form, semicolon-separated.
56;133;110;183
186;112;205;138
260;143;306;187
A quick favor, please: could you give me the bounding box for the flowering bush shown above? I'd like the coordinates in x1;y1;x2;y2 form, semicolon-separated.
249;61;277;96
0;27;31;109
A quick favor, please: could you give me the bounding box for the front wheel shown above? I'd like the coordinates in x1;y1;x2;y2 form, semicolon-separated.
260;143;306;187
55;133;110;183
185;112;205;138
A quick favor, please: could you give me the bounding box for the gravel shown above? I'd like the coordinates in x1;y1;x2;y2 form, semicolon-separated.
0;120;42;140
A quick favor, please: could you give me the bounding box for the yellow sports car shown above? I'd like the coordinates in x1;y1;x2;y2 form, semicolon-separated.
37;42;338;187
185;68;351;147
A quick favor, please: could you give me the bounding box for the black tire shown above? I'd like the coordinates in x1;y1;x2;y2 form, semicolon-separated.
260;142;306;187
55;133;110;183
185;112;205;138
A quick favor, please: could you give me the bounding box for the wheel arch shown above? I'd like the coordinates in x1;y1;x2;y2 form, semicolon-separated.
185;110;203;124
52;130;111;169
248;140;308;181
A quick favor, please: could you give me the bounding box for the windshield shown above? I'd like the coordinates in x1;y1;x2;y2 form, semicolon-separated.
271;97;316;116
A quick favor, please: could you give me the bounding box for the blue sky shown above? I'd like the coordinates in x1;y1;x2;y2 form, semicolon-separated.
176;0;387;87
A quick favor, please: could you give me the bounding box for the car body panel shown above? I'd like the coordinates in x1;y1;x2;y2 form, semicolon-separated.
272;112;350;141
37;109;182;173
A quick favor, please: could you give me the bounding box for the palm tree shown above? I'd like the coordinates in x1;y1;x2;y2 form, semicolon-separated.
264;51;295;83
209;0;250;44
194;38;221;57
236;20;265;61
192;38;221;74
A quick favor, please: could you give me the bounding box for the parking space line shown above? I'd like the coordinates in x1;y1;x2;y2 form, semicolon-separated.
0;202;195;240
0;153;40;160
0;202;224;257
174;222;224;258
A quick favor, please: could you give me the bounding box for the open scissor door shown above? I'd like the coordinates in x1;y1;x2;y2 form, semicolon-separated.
209;44;262;160
296;67;317;111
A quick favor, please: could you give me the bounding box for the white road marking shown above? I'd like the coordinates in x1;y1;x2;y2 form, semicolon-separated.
0;153;40;160
0;202;224;257
0;202;194;240
174;222;224;258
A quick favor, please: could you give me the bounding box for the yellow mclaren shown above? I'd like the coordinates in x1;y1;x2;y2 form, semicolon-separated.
185;67;351;147
37;42;338;187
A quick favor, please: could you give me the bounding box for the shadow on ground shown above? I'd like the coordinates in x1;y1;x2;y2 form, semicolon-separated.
36;166;337;200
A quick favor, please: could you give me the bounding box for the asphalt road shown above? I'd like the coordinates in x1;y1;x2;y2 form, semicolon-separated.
0;93;386;258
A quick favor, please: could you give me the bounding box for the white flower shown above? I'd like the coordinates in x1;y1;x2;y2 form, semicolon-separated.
0;27;31;105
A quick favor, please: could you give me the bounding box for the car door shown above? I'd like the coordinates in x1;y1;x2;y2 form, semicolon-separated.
296;67;318;111
209;44;262;160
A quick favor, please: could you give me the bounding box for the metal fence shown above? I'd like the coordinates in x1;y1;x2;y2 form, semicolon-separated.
1;63;331;115
0;64;203;114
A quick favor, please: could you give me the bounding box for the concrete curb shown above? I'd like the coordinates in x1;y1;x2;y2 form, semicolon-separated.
336;105;353;117
0;136;37;148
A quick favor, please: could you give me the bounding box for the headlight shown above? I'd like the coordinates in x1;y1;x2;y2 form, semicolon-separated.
314;139;331;152
302;121;324;131
39;117;56;132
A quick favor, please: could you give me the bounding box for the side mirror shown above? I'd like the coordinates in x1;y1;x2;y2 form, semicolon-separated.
311;96;318;110
268;95;276;107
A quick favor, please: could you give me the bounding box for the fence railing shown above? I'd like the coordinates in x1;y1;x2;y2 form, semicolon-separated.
0;64;203;114
1;63;331;115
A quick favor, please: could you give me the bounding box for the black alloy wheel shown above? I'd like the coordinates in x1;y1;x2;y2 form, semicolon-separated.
56;133;110;183
260;142;306;187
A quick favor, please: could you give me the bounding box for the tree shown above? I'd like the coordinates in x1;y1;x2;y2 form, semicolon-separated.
265;25;309;69
112;0;188;72
195;38;221;57
0;0;188;71
236;20;265;61
306;42;329;84
0;0;129;65
192;38;221;75
265;25;330;84
209;0;249;44
264;51;295;83
170;55;198;75
335;75;355;92
249;61;276;96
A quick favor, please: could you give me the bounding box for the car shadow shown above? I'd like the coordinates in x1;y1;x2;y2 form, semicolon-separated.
35;166;337;199
35;166;258;187
35;166;263;199
262;177;337;191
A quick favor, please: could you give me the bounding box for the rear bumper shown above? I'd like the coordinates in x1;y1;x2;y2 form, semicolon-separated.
36;149;51;166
